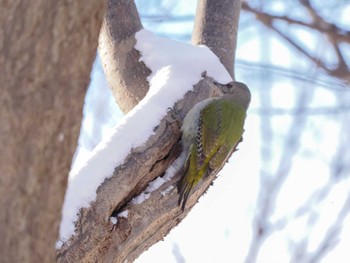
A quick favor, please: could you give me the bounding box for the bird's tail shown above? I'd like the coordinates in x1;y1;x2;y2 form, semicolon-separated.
177;174;195;212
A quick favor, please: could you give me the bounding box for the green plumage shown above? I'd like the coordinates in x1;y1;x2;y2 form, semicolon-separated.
178;82;251;211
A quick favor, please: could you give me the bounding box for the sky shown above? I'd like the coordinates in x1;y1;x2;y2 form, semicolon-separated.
60;1;350;262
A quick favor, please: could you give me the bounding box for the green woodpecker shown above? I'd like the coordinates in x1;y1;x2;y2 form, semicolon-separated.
178;81;251;211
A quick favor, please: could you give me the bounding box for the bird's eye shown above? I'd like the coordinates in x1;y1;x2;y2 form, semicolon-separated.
222;83;232;93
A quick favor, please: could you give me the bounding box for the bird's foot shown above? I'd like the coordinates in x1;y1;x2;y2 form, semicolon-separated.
166;107;182;125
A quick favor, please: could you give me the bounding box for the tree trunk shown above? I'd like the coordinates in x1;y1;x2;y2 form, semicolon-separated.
0;1;105;262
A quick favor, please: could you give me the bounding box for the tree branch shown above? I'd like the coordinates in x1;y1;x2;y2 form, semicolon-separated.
56;77;229;263
242;2;350;44
98;0;151;113
241;1;350;81
192;0;243;79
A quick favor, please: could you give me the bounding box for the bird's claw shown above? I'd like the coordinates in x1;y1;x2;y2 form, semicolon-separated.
166;107;182;125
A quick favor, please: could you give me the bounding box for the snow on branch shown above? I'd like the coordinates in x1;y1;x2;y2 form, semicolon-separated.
57;30;232;262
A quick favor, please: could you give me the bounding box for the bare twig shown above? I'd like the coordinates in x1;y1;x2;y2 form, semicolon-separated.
242;2;350;44
241;1;350;81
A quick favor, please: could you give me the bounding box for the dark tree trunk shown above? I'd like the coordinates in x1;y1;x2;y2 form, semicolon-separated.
0;1;105;262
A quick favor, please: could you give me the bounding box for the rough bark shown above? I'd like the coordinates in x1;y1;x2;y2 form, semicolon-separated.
56;76;229;263
98;0;151;113
0;1;106;262
192;0;243;79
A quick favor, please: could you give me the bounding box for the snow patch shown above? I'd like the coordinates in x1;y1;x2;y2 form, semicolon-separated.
161;186;174;196
118;210;129;218
110;217;118;225
132;192;151;205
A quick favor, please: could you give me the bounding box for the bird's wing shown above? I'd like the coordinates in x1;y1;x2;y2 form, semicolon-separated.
199;100;223;166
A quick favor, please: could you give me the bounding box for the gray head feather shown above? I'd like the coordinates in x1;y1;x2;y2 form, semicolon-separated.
221;81;251;110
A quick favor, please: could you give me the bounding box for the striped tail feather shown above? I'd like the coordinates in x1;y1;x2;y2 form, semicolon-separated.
178;176;195;212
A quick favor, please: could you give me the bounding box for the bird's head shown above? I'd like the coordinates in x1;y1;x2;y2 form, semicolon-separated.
215;81;251;109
